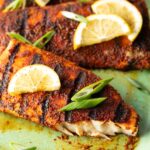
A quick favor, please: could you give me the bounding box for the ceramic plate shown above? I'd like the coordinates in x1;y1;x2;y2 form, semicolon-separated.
0;1;149;150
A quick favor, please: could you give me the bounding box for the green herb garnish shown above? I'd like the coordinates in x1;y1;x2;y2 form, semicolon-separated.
33;30;55;48
8;30;55;49
60;97;106;112
127;77;150;95
61;11;88;23
3;0;26;12
78;0;91;3
60;78;112;111
23;147;37;150
71;78;113;101
7;32;32;45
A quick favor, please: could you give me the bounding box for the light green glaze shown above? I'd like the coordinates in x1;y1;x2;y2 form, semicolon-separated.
0;1;149;150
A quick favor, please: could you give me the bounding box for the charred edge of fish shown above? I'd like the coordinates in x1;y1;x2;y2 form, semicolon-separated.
31;53;42;64
40;93;51;124
114;102;131;123
0;44;20;95
65;71;86;122
88;108;97;120
126;59;137;70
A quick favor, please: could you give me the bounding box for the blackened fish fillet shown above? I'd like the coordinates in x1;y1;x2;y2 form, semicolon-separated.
0;0;149;70
0;40;139;138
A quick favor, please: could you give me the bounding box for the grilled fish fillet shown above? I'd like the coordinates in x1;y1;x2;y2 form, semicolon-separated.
0;0;149;70
0;40;139;138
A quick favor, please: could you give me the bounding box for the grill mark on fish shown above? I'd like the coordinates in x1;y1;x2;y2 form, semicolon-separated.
40;93;51;124
44;7;56;31
0;44;20;96
54;64;63;77
21;53;42;114
31;53;42;64
65;71;86;122
43;9;48;31
30;52;50;124
20;94;28;114
70;71;87;97
20;10;28;36
43;9;56;49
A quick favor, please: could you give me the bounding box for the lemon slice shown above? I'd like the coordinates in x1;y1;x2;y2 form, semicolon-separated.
8;64;61;96
73;14;130;50
92;0;143;41
34;0;50;7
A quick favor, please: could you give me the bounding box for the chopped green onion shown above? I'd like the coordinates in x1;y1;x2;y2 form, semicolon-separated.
23;147;37;150
61;11;88;23
33;30;55;49
127;77;150;95
71;78;113;101
60;78;112;111
60;97;106;112
3;0;26;12
7;30;55;49
7;32;32;45
78;0;91;3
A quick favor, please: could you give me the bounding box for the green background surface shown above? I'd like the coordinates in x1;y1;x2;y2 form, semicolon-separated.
0;1;150;150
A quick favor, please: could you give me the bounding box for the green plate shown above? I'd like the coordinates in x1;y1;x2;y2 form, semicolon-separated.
0;2;150;150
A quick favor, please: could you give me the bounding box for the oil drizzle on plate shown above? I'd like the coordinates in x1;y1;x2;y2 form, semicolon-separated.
0;112;139;150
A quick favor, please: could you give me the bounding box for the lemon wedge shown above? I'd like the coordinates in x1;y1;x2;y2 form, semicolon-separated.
34;0;50;7
73;14;130;50
8;64;61;96
92;0;143;41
